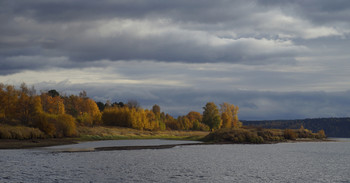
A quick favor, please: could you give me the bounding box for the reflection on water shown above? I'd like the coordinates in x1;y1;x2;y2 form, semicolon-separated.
1;139;350;183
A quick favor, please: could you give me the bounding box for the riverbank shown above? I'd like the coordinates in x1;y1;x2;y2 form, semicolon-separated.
0;126;330;149
0;138;79;149
0;126;209;149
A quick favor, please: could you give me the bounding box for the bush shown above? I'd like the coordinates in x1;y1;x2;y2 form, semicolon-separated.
316;130;326;139
55;114;77;137
33;113;77;137
0;127;12;139
284;129;297;140
204;128;265;144
34;113;56;137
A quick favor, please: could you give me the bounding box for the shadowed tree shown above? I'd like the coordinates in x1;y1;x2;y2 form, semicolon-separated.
48;89;59;97
202;102;222;131
152;104;161;116
96;101;105;112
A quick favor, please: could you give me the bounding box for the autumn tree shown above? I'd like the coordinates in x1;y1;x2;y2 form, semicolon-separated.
149;105;166;130
221;112;231;129
164;114;178;130
17;83;36;124
202;102;222;131
233;106;242;128
102;107;132;127
220;102;242;128
40;93;65;115
3;85;18;121
186;111;202;123
63;92;101;126
63;95;80;117
152;104;161;116
220;103;233;128
177;116;192;130
130;108;149;130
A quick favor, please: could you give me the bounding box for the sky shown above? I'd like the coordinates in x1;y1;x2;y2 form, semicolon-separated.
1;0;350;120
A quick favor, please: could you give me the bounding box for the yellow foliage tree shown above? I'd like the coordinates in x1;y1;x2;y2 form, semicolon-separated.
221;112;231;129
220;102;242;128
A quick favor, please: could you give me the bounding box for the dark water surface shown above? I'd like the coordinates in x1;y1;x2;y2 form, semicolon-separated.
1;139;350;182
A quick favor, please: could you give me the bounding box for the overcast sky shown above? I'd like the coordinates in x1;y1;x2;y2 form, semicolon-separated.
1;0;350;120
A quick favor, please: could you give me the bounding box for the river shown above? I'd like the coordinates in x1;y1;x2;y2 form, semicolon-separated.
1;139;350;182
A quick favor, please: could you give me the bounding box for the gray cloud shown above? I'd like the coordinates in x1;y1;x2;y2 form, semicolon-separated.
2;0;347;75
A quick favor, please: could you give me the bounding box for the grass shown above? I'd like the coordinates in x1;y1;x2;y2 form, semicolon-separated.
0;138;78;149
0;126;209;149
77;126;209;141
0;124;45;139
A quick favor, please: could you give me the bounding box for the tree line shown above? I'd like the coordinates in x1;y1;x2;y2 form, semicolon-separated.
0;83;243;139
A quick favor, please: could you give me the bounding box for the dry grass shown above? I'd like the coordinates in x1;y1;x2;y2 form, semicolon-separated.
0;124;45;139
77;126;209;141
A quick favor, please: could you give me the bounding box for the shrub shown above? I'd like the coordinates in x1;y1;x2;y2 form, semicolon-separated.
34;113;56;137
55;114;77;137
33;113;77;137
204;128;265;143
0;126;12;139
284;129;297;140
316;129;326;139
